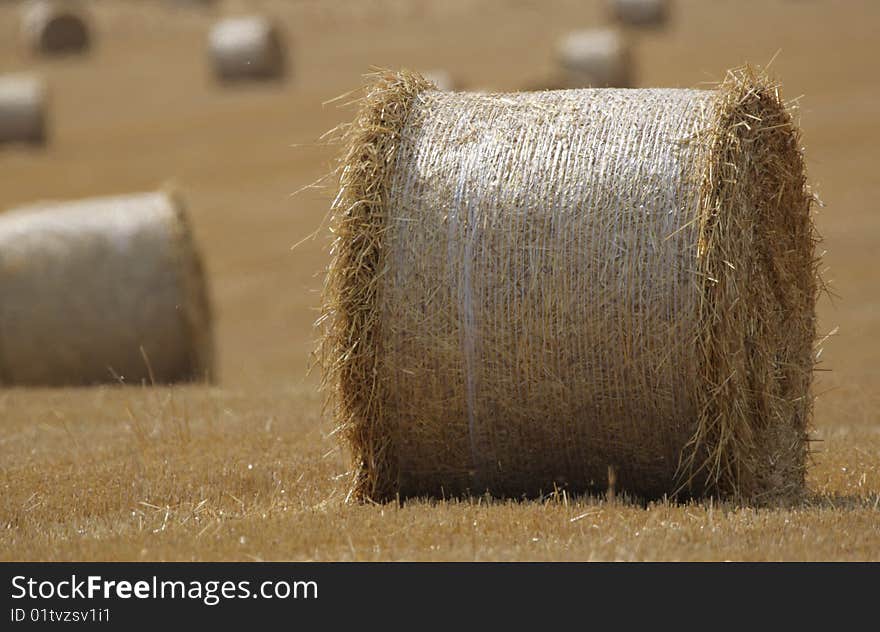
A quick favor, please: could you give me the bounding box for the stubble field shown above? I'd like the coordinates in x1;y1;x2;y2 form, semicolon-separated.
1;0;878;560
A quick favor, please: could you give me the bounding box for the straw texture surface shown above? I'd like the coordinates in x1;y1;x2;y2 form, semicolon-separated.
0;191;213;386
322;68;817;503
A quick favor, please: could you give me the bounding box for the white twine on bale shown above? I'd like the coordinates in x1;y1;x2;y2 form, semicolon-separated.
208;15;287;82
0;191;214;386
20;0;90;56
0;73;47;145
555;28;633;88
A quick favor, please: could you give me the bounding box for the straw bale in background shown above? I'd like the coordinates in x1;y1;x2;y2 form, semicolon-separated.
21;0;90;56
421;70;456;92
609;0;669;27
208;15;287;82
555;29;633;88
0;74;47;145
0;191;214;385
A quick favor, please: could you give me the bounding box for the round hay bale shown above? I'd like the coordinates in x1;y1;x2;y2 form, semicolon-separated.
421;70;456;92
0;73;47;145
609;0;670;27
21;0;91;56
168;0;217;6
555;28;633;88
0;191;214;386
321;68;818;503
208;15;286;82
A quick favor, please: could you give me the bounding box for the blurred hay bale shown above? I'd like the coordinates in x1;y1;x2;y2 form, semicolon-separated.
0;191;214;386
321;68;818;503
609;0;669;27
21;0;91;56
421;70;456;91
168;0;217;6
555;28;633;88
0;73;47;145
208;15;287;82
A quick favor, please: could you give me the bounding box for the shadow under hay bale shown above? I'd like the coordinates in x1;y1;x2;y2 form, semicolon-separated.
21;0;91;56
321;68;818;504
0;191;214;386
555;28;634;88
608;0;670;28
208;15;287;83
0;74;47;145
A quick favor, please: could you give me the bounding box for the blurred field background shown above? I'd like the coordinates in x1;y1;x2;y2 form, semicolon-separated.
1;0;878;560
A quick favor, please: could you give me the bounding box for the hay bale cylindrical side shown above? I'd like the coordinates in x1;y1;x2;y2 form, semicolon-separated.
609;0;670;27
0;191;214;386
0;74;47;145
208;15;287;82
321;68;818;503
555;28;633;88
21;0;91;56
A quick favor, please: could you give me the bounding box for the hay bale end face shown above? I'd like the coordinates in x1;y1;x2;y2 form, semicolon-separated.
555;28;633;88
0;74;47;145
0;191;214;386
609;0;670;27
209;16;287;82
321;68;818;503
21;1;91;56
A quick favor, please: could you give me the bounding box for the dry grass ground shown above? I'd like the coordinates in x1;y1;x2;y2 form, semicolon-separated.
1;0;878;560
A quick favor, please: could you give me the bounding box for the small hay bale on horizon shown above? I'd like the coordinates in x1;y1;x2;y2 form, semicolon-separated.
0;73;47;145
208;15;287;82
0;191;214;386
321;68;819;504
21;0;91;56
167;0;218;7
555;28;634;88
608;0;670;27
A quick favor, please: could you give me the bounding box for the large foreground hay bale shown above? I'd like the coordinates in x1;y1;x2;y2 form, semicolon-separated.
555;28;633;88
0;191;213;386
609;0;669;27
0;73;47;145
321;68;819;503
21;0;91;56
208;15;286;82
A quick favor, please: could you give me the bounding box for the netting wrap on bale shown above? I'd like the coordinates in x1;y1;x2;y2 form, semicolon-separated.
21;0;90;56
321;68;819;503
0;73;47;145
0;191;214;386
